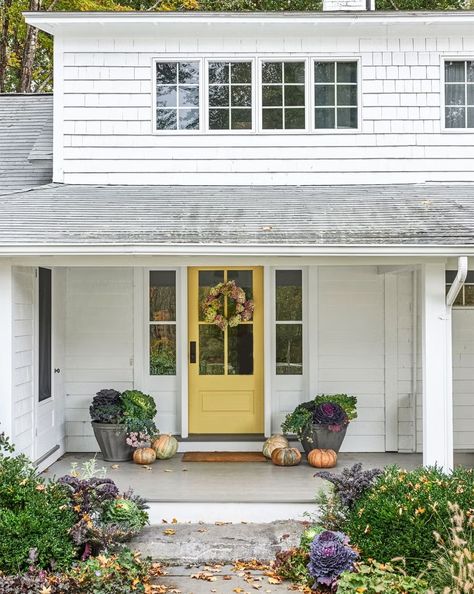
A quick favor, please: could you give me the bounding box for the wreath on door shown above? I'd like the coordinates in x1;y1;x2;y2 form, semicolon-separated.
202;280;254;331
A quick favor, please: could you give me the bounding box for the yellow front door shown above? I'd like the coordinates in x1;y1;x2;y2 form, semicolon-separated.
188;267;264;434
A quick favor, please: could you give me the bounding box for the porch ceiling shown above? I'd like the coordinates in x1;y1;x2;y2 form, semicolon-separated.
1;183;474;252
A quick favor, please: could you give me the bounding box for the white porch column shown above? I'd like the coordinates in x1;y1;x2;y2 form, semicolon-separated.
421;262;453;470
0;264;14;437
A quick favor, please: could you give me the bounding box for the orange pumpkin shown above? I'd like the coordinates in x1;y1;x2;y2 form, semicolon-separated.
262;434;289;459
271;447;302;467
307;448;337;468
133;447;156;465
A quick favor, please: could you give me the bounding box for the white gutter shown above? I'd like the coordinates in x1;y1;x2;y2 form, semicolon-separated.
446;256;468;307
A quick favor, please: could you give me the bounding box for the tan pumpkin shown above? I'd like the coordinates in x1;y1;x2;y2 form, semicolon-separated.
133;447;156;465
271;447;302;467
307;448;337;468
262;434;289;459
152;434;179;460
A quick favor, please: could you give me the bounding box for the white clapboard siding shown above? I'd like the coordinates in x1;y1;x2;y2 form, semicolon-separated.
452;310;474;450
12;267;35;457
56;33;474;185
64;267;134;452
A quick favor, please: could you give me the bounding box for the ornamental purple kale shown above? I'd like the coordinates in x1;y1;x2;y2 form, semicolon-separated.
312;402;349;432
307;530;358;589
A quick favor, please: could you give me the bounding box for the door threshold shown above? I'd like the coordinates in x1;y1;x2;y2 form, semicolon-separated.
180;434;266;442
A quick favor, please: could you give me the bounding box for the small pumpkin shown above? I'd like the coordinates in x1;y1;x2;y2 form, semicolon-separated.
262;434;289;459
271;447;302;467
152;434;179;460
133;447;156;465
307;448;337;468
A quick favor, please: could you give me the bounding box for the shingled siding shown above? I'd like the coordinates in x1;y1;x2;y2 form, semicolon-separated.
59;34;474;185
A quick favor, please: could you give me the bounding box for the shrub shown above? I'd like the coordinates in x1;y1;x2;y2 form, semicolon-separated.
0;452;77;573
89;389;123;424
426;502;474;594
66;549;151;594
344;465;474;574
274;548;311;587
307;530;358;589
315;463;383;510
337;560;428;594
121;390;158;436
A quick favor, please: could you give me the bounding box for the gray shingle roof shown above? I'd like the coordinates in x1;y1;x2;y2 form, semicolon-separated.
1;183;474;250
0;94;53;195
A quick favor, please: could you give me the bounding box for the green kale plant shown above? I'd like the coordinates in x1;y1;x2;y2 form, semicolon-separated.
337;560;428;594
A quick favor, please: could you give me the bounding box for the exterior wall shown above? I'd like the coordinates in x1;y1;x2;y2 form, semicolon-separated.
452;309;474;450
12;267;35;457
58;33;474;185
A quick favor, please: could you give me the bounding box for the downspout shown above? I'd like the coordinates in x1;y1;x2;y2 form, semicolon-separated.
444;256;468;471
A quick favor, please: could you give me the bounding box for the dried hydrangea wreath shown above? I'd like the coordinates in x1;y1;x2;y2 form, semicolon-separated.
202;280;254;331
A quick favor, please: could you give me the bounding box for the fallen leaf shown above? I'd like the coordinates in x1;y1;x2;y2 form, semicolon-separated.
223;575;232;580
142;465;153;471
111;464;120;470
164;469;173;472
268;577;282;585
171;517;178;524
163;529;176;536
197;528;208;533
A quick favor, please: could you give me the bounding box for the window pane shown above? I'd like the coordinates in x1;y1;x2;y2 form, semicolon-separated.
445;61;465;83
209;62;229;84
209;109;229;130
179;86;199;107
285;108;305;129
464;285;474;305
231;62;252;84
150;325;176;375
445;84;465;106
315;108;335;129
231;85;252;107
156;109;177;130
150;271;176;321
263;108;283;129
228;325;253;375
337;62;357;83
468;107;474;128
178;62;199;84
209;86;229;107
276;270;302;321
445;106;465;128
337;84;357;106
156;62;177;84
468;62;474;83
276;324;303;375
262;62;282;83
284;62;305;84
231;108;252;129
199;270;224;321
315;85;335;107
179;109;199;130
314;62;335;83
227;269;253;317
337;107;358;129
199;325;224;375
467;85;474;105
156;86;177;108
39;268;52;402
262;85;282;107
285;85;305;107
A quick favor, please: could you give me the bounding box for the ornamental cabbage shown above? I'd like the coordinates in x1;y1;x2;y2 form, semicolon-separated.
307;530;358;589
312;402;349;432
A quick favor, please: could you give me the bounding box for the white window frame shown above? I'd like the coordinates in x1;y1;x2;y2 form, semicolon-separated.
311;57;362;134
257;57;310;135
441;56;474;133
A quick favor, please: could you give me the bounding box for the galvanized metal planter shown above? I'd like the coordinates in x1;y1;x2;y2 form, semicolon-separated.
300;423;348;455
92;422;133;462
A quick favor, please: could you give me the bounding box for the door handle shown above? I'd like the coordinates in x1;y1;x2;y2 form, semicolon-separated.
190;341;196;364
54;368;61;374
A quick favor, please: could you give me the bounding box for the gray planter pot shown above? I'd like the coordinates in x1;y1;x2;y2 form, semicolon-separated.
92;422;133;462
300;423;348;455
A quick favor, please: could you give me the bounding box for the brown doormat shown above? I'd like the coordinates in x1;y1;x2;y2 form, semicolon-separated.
182;451;267;462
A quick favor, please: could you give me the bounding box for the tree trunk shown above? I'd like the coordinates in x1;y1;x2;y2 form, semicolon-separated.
0;0;12;92
18;0;41;93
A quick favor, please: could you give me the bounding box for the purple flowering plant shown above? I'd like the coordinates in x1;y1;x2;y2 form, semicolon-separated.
312;402;349;433
307;530;358;589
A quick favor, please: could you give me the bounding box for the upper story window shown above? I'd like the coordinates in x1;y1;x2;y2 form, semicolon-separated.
314;61;358;129
156;61;200;131
445;60;474;129
208;61;253;131
261;61;306;130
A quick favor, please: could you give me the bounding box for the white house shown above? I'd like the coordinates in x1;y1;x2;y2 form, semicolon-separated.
1;7;474;473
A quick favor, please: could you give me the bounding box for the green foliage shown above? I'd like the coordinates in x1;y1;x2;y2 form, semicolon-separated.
65;549;151;594
337;560;428;594
120;390;158;436
344;465;474;575
0;451;77;573
281;394;357;435
101;497;149;532
314;486;349;531
150;341;176;375
274;548;312;587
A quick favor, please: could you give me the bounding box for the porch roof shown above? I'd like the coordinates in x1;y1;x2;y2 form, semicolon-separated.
1;182;474;254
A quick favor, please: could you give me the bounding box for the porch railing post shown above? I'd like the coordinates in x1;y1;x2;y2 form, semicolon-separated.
421;262;453;471
0;264;14;437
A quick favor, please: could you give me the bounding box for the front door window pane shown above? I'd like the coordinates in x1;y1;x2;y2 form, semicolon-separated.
199;270;224;321
228;325;254;375
227;269;253;317
262;61;306;130
199;325;225;375
150;325;176;375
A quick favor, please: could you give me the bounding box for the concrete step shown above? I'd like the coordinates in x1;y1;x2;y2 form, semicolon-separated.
131;521;305;565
